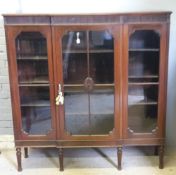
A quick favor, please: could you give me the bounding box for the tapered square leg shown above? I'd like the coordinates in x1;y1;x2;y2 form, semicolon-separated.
117;147;122;170
159;145;164;169
24;147;28;158
59;148;64;171
16;147;22;172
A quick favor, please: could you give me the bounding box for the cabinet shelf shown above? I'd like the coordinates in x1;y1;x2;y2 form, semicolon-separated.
64;83;114;87
128;102;158;105
19;78;49;84
65;112;113;116
63;50;86;54
17;56;47;60
128;96;158;106
21;101;50;107
64;84;114;92
128;82;159;85
129;48;159;52
90;49;114;53
128;75;159;78
19;83;49;87
63;49;113;54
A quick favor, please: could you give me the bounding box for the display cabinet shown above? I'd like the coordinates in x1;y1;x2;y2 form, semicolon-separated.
3;12;171;171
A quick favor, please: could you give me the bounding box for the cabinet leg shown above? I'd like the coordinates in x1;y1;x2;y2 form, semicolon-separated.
154;146;158;156
59;148;64;171
117;147;122;170
159;145;164;169
24;147;28;158
16;147;22;172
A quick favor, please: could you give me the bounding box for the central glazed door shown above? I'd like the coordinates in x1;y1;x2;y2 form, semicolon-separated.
53;25;121;141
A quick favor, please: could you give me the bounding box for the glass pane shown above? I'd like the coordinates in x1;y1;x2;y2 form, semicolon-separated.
89;31;113;50
64;88;89;135
128;85;158;106
21;106;51;135
62;31;86;51
128;105;157;133
16;32;49;84
129;30;160;49
15;32;52;135
19;86;50;105
17;60;48;83
129;52;159;77
63;53;87;84
128;29;160;133
16;32;47;56
90;88;114;134
90;53;114;83
128;85;158;133
62;30;115;136
19;86;51;134
89;30;114;135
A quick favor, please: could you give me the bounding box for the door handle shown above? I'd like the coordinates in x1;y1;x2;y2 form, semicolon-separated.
56;84;64;105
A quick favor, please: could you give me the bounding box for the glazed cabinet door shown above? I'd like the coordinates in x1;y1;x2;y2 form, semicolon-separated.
6;26;56;140
53;26;121;141
123;24;168;139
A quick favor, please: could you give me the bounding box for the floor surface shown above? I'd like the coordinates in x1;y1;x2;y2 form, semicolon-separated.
0;147;176;175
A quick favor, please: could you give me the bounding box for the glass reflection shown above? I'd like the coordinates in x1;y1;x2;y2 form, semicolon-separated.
62;31;86;51
89;31;113;49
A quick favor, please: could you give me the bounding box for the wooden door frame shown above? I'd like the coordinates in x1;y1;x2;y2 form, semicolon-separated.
52;24;123;141
5;25;56;141
122;23;168;140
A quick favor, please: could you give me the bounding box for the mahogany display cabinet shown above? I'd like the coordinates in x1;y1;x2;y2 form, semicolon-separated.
3;12;171;171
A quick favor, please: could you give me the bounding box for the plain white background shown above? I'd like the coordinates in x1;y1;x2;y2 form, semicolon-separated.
0;0;176;147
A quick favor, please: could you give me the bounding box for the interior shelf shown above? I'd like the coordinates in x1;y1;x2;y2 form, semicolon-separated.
19;83;49;87
19;78;49;84
65;112;114;116
128;82;159;85
128;94;158;105
129;48;160;52
128;101;158;105
17;56;48;60
63;49;114;54
64;83;114;87
64;84;114;92
63;50;86;54
90;49;114;53
128;75;159;78
21;100;50;107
